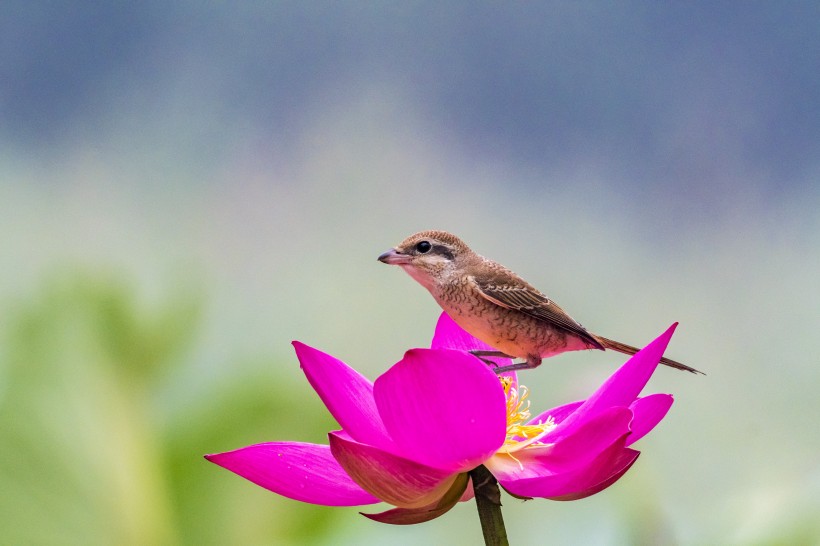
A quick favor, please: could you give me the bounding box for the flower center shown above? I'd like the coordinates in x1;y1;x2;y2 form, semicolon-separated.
498;376;555;454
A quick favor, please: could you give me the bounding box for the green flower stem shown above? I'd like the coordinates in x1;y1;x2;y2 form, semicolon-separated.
469;465;509;546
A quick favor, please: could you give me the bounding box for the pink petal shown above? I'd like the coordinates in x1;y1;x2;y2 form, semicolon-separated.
487;407;633;481
374;348;507;472
329;431;458;509
361;472;469;525
528;400;584;428
205;442;379;506
430;312;513;369
546;406;632;465
627;394;673;446
545;324;677;439
498;437;639;499
293;341;392;450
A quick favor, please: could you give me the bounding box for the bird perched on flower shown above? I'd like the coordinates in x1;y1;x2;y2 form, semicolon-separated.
378;230;701;374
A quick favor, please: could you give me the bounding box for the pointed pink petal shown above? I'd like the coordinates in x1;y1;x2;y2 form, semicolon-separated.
430;312;496;353
430;312;513;369
545;324;677;439
487;407;633;481
627;394;673;446
374;348;507;472
361;472;469;525
293;341;392;449
205;442;379;506
581;324;677;410
329;432;458;509
497;437;639;499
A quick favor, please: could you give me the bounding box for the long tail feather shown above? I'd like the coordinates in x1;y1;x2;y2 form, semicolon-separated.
595;335;704;375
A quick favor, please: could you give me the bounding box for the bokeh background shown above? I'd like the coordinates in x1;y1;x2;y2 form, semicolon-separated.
2;3;818;545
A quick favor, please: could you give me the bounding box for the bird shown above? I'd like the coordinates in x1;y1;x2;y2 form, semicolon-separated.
377;230;702;375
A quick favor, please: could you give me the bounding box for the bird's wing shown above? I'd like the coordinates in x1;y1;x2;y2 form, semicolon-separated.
470;276;605;350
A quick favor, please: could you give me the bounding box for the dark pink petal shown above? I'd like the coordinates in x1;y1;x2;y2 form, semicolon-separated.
430;312;513;369
374;348;507;472
361;472;469;525
547;448;640;501
498;437;639;499
205;442;379;506
544;324;677;439
627;394;673;446
293;341;392;449
329;431;458;509
487;407;633;481
460;479;475;502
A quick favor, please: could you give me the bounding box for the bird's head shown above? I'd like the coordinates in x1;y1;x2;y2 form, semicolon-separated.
377;230;474;290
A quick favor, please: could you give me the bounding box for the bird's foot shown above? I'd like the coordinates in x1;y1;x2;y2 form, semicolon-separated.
468;350;542;374
492;356;542;375
468;350;514;367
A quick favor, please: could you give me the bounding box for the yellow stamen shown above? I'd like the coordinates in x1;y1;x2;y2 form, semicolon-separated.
498;376;555;455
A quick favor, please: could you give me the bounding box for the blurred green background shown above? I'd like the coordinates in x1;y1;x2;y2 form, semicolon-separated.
2;3;818;545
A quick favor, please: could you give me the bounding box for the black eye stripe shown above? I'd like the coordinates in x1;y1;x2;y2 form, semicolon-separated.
436;246;454;260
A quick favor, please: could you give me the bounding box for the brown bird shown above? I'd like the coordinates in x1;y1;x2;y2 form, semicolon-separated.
378;230;701;374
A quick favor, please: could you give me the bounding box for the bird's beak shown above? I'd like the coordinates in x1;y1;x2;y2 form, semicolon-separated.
377;248;411;265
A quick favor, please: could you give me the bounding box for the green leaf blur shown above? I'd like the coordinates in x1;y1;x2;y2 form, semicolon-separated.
0;274;342;546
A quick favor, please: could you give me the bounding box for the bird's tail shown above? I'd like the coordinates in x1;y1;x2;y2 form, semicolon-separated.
594;335;704;375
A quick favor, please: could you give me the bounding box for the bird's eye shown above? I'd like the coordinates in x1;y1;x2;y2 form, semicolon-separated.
415;241;432;254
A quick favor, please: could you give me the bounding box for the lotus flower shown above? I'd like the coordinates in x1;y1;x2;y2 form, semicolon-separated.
206;313;676;524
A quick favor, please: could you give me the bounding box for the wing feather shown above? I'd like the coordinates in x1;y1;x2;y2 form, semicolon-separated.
470;276;604;350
